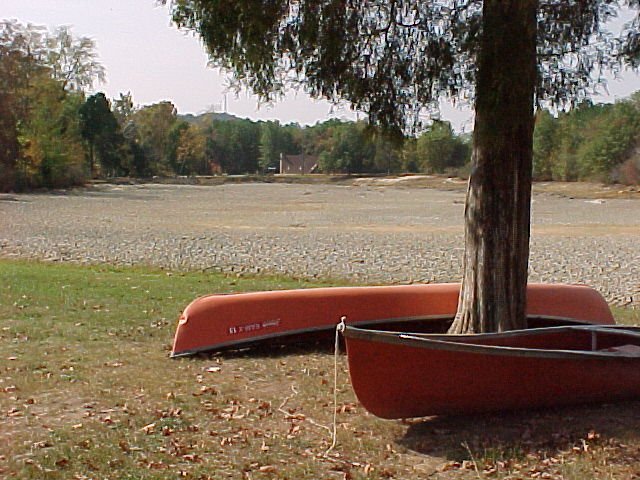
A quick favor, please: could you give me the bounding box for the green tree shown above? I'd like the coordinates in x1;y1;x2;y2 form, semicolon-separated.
372;133;403;174
0;90;20;190
109;92;145;176
0;20;47;190
0;21;104;93
400;137;419;173
167;120;191;173
0;20;49;87
17;74;86;188
318;121;375;173
79;92;124;176
205;119;260;174
112;92;136;126
258;120;298;172
0;20;105;190
557;102;605;181
133;101;179;175
300;119;345;157
0;34;23;190
44;26;105;92
258;121;282;172
533;100;640;182
576;101;640;181
532;110;559;181
169;0;640;333
176;123;207;174
416;121;469;174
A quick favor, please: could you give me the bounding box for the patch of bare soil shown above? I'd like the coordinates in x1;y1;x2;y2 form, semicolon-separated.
100;174;640;200
533;181;640;200
348;175;640;200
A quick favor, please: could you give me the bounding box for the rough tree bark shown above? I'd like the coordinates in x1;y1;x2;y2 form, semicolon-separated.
449;0;538;334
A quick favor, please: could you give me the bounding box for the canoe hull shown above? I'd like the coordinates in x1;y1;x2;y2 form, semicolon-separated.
171;283;614;356
343;326;640;418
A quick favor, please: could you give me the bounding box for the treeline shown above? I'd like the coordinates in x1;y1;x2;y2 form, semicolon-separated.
67;105;472;178
181;117;470;176
2;21;639;192
0;20;471;192
534;95;640;184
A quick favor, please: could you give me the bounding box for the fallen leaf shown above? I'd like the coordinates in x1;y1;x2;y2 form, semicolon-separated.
33;441;53;449
437;461;461;472
192;386;217;396
141;423;156;434
119;440;131;454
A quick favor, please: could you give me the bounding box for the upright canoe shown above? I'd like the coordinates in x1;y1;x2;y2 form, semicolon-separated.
171;283;614;356
342;324;640;418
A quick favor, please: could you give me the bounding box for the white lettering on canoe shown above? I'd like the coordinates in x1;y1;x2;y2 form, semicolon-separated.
228;318;281;335
261;319;281;328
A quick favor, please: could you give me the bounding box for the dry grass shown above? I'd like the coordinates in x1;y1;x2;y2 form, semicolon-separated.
1;260;639;479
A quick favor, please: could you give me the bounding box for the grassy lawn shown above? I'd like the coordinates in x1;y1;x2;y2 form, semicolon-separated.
1;260;639;479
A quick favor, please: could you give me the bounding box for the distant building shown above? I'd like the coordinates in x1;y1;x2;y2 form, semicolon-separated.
280;154;319;174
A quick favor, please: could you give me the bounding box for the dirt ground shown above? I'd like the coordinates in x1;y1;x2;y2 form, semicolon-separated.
1;177;638;306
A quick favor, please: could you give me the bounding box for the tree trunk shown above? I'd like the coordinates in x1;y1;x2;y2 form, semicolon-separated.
88;143;95;178
449;0;538;334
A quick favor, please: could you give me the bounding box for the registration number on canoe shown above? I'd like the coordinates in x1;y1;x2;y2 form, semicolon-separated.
228;318;281;335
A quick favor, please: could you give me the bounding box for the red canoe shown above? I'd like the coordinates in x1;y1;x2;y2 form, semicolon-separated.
342;324;640;418
171;283;614;357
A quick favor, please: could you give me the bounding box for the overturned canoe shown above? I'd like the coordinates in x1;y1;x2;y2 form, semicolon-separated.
171;283;614;357
342;324;640;418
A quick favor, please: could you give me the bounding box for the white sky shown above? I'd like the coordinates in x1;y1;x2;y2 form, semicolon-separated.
3;0;639;131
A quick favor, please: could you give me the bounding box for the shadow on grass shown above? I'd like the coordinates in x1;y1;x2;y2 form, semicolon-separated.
191;337;339;360
398;400;640;461
179;319;453;360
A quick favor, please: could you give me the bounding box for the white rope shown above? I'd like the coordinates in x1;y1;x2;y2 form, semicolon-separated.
278;384;332;432
461;442;482;480
325;316;346;455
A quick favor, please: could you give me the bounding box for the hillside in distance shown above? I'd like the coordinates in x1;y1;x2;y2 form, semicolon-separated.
179;111;243;125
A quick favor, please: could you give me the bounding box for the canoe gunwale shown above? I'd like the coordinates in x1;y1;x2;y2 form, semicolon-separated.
343;323;640;360
170;313;454;357
171;312;616;358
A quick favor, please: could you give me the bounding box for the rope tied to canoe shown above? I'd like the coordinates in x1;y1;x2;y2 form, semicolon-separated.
325;316;346;455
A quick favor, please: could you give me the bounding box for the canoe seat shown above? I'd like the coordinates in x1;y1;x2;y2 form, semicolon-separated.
601;344;640;355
